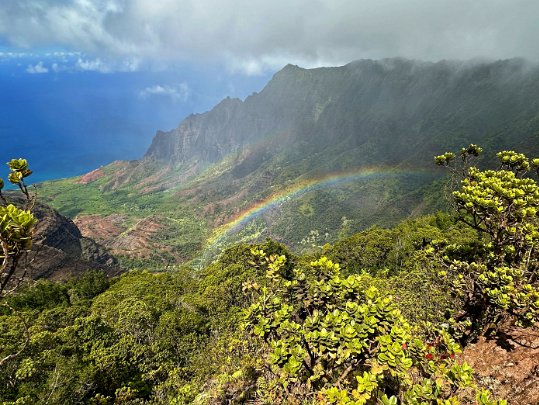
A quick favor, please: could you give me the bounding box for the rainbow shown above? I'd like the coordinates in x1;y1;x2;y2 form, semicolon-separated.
205;166;430;248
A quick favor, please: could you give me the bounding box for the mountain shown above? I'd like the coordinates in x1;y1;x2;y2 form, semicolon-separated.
40;58;539;267
144;58;539;169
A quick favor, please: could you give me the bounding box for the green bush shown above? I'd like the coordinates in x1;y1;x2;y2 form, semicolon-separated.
0;158;36;298
244;251;503;404
435;147;539;342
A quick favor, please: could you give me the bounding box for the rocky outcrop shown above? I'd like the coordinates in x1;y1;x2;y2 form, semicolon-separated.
462;325;539;404
14;198;121;280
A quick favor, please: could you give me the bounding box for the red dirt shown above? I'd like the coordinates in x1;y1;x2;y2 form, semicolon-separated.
110;216;166;258
74;214;127;242
74;214;181;260
76;168;105;184
461;326;539;404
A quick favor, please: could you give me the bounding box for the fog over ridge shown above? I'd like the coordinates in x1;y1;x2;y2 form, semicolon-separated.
0;0;538;74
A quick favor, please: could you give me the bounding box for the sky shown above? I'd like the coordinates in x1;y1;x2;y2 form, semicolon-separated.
1;0;538;182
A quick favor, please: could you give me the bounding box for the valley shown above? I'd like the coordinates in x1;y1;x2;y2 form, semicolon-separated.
3;57;539;404
38;58;539;268
3;2;539;403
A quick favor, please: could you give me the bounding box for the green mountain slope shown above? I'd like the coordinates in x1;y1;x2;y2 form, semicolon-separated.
39;58;539;267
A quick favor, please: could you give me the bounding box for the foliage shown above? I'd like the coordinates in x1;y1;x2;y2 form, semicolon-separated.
435;146;539;342
0;230;511;404
325;214;467;277
322;214;479;328
0;269;205;404
0;159;37;298
5;145;535;403
244;252;503;404
0;239;294;404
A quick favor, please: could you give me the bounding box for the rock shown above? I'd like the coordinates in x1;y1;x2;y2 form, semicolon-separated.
461;325;539;404
8;195;121;281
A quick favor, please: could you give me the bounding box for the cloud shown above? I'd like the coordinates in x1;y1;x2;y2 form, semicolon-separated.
1;0;539;74
3;51;139;73
139;83;191;102
0;52;31;59
26;61;48;74
75;57;114;73
75;57;140;73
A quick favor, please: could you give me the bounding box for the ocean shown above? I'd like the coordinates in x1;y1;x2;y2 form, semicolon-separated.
0;55;271;184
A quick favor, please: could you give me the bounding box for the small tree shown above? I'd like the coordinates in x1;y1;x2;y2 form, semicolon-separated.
244;251;503;404
0;158;37;368
435;146;539;342
0;158;37;298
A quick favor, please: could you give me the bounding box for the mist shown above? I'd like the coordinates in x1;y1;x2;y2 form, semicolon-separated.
1;0;538;74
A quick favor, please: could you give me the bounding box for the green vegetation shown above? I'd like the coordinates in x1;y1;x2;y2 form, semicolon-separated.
38;153;440;269
243;252;504;404
0;159;37;298
434;146;539;343
39;172;208;267
4;146;539;403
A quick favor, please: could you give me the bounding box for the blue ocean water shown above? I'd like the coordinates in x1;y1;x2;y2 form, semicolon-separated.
0;55;272;184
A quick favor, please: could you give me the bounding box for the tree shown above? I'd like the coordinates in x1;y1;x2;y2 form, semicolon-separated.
0;158;37;298
244;250;503;404
435;146;539;342
0;158;36;369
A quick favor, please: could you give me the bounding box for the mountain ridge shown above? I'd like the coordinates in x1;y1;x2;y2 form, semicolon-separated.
40;57;539;266
142;57;539;171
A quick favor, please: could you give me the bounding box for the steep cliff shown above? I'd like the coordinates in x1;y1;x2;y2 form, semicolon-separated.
14;198;121;280
41;58;539;266
143;58;539;172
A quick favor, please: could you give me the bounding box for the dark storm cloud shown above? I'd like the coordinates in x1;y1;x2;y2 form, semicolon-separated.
0;0;537;73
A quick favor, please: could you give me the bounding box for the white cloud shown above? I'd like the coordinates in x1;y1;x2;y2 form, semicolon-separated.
75;57;140;73
224;54;339;76
26;61;48;74
1;0;539;73
139;83;191;102
75;57;110;72
0;51;35;59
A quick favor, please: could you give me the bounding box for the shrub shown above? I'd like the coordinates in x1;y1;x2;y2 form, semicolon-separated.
435;147;539;342
244;251;504;404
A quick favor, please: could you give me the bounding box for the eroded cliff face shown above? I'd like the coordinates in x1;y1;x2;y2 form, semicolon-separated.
142;63;344;168
17;200;120;280
141;58;539;174
145;97;245;164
